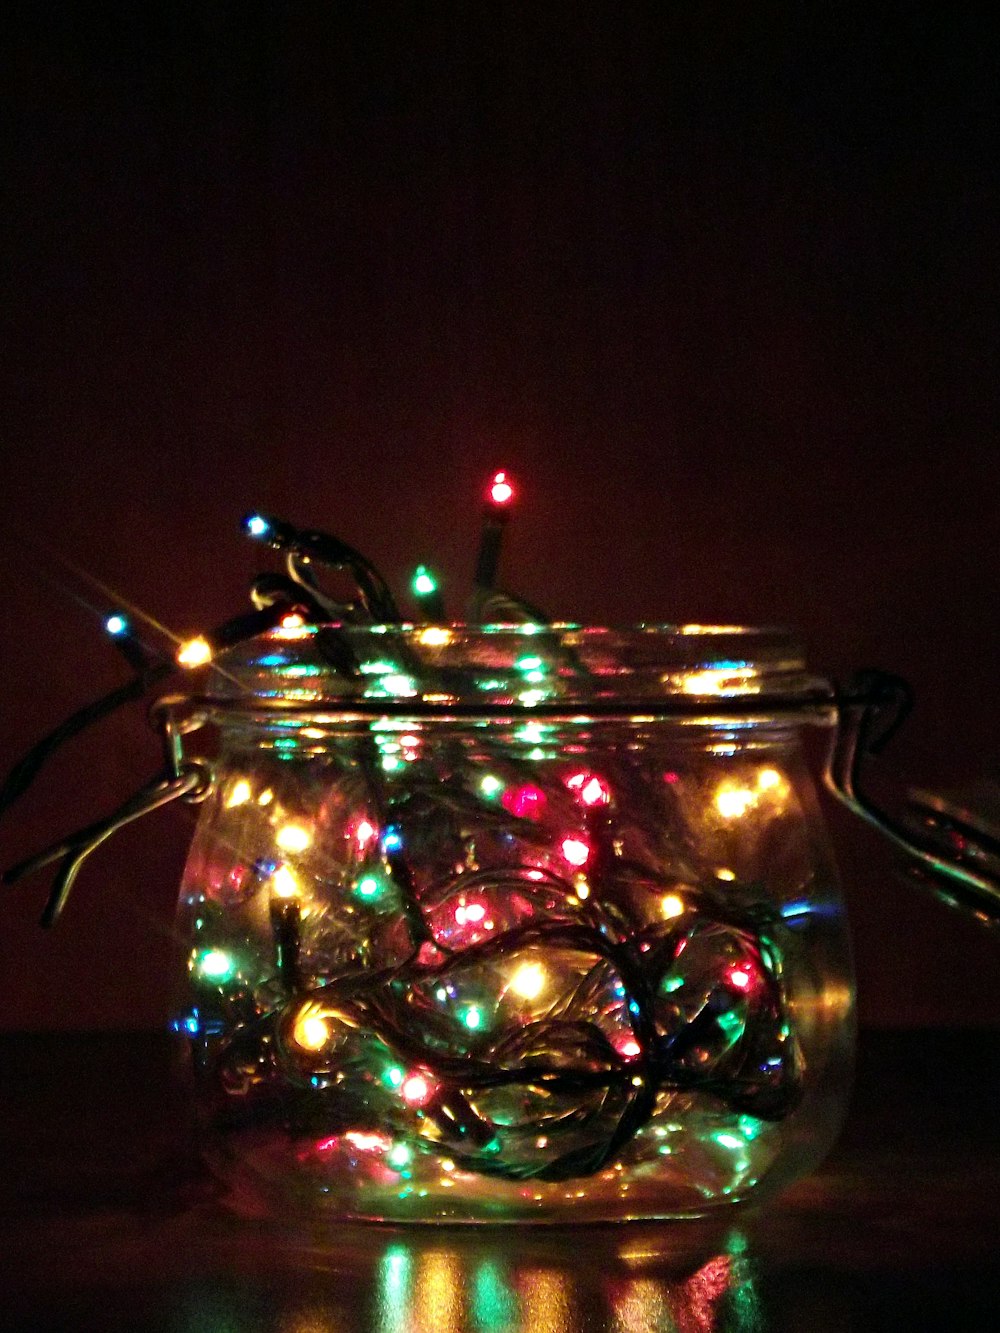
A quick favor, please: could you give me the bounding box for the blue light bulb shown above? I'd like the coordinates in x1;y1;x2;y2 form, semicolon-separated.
104;614;128;636
245;514;270;538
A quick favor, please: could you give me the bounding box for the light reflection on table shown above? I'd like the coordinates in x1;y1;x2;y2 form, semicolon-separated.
241;1225;757;1333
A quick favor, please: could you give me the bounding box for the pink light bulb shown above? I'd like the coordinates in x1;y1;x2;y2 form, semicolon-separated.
502;783;547;819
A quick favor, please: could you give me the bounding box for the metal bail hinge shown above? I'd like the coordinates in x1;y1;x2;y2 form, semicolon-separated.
826;670;1000;928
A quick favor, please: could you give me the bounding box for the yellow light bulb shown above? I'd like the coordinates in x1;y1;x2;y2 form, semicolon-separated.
176;636;213;668
417;626;453;647
292;1011;330;1052
661;893;685;918
510;961;547;1000
715;786;757;819
225;779;252;808
275;822;312;853
271;864;299;898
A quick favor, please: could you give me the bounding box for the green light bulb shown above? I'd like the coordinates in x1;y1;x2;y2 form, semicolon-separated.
196;948;236;983
388;1143;412;1169
412;565;438;597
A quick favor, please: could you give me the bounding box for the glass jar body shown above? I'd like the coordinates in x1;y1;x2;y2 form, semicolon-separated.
173;710;853;1224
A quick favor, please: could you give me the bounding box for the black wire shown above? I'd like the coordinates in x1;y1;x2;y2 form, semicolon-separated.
0;663;172;820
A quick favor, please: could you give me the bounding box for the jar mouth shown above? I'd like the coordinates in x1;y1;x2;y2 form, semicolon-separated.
185;623;834;719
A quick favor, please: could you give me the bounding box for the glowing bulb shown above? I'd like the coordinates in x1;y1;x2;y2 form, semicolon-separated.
271;864;299;899
382;827;403;853
353;818;377;850
412;565;439;597
293;1012;330;1051
727;966;752;991
275;822;312;853
356;874;383;898
661;893;685;919
388;1143;412;1169
567;771;610;807
488;470;514;506
715;786;757;819
501;783;546;819
225;779;252;808
757;768;781;790
381;674;418;697
417;626;452;646
480;774;504;798
516;655;543;671
177;636;213;668
275;613;310;638
561;836;591;868
400;1073;433;1106
104;613;128;636
384;1065;405;1088
619;1039;641;1059
245;514;270;538
509;962;546;1000
463;1005;483;1030
196;948;235;982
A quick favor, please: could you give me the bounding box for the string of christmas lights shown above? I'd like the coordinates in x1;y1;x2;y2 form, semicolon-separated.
2;469;809;1199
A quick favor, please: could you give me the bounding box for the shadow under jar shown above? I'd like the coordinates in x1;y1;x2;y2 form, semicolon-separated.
169;624;853;1224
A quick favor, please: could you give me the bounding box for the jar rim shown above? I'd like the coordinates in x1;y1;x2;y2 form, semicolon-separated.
177;622;835;721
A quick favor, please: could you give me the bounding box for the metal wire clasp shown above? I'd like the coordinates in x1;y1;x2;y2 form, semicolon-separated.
826;670;1000;928
2;697;212;927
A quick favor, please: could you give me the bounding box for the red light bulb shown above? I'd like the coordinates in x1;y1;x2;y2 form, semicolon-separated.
726;964;753;991
488;470;515;507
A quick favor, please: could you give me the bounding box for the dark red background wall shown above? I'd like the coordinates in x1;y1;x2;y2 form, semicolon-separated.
2;2;998;1030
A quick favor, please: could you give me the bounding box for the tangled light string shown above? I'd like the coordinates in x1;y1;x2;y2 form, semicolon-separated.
183;771;803;1183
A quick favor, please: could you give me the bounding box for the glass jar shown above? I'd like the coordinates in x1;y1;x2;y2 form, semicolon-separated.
168;624;854;1223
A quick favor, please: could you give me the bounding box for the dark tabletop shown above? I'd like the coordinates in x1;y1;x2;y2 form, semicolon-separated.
2;1029;998;1332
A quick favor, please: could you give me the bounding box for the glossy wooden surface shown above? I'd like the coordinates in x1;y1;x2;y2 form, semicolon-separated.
2;1030;999;1331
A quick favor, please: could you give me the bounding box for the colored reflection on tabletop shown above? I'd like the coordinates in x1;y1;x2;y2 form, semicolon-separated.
360;1230;758;1333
